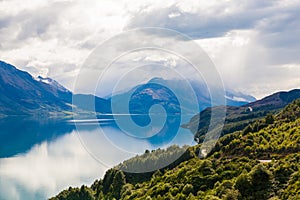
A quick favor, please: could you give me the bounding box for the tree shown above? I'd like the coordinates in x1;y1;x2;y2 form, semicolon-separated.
111;170;126;199
249;164;272;199
265;113;275;124
235;173;252;197
223;189;239;200
243;125;253;135
182;184;194;195
102;169;115;194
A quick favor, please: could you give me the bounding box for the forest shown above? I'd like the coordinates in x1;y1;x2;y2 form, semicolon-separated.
50;99;300;200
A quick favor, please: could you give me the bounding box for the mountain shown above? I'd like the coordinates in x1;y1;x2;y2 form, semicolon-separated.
0;61;255;118
0;61;110;117
110;77;256;115
36;76;72;102
0;61;72;116
247;89;300;110
72;94;111;114
51;99;300;200
183;88;300;143
225;89;256;106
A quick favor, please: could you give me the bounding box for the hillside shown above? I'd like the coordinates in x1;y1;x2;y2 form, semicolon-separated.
184;89;300;143
0;61;72;115
51;99;300;200
0;61;111;117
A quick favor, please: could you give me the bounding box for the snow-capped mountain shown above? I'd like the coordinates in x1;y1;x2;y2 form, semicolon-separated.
0;61;110;116
36;76;70;93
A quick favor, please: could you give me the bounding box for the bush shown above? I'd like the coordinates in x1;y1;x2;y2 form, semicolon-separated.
182;184;194;195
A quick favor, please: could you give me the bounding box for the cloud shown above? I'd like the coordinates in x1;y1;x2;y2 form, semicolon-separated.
0;0;300;98
195;28;300;98
0;0;129;91
71;28;222;98
123;0;300;98
126;1;274;38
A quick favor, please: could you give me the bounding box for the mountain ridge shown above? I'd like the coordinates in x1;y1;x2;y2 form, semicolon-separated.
0;60;256;118
0;60;111;117
110;77;256;115
184;88;300;143
0;61;71;115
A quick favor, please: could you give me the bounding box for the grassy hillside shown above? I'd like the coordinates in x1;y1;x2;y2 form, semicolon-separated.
51;99;300;200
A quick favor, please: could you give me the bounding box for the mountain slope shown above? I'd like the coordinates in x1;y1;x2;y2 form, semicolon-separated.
184;88;300;143
0;61;111;116
51;99;300;200
110;77;256;115
247;89;300;110
0;60;253;117
0;61;72;115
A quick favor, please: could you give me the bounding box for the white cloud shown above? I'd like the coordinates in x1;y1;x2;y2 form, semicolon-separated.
0;0;300;98
0;0;129;91
125;0;300;98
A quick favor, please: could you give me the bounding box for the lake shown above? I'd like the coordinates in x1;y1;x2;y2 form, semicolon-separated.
0;114;195;199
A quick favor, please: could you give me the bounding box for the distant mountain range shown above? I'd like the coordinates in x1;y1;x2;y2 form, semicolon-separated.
0;60;256;118
2;60;300;135
110;77;256;115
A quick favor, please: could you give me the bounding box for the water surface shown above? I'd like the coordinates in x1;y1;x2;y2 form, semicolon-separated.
0;114;194;199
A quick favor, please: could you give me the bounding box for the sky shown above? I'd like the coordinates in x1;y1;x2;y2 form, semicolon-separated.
0;0;300;98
